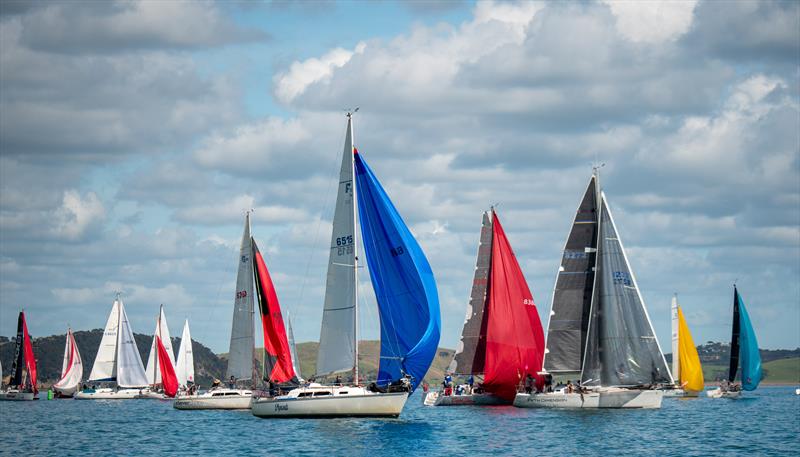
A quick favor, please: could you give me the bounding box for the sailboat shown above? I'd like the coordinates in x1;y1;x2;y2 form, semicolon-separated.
175;212;296;409
52;328;83;397
662;295;704;397
0;311;38;401
707;286;761;398
426;209;545;406
514;171;671;409
75;295;150;399
175;320;196;392
138;305;179;399
251;112;441;418
286;317;304;383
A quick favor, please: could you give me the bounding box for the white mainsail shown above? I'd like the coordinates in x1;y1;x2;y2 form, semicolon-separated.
671;294;679;382
176;320;195;387
227;212;255;381
287;317;303;382
116;299;149;388
54;329;83;392
88;299;121;381
145;306;176;385
316;116;357;376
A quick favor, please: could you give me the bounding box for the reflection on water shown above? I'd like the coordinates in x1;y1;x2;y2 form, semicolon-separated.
0;387;798;456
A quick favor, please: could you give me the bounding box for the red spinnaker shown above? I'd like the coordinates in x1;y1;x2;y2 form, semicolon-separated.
156;336;179;397
21;312;37;394
482;211;545;401
253;241;296;383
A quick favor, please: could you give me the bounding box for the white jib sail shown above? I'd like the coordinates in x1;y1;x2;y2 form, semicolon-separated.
227;212;255;381
671;295;680;383
54;329;83;391
88;299;121;381
116;300;149;388
176;320;195;387
316;116;357;376
286;316;303;382
145;306;176;385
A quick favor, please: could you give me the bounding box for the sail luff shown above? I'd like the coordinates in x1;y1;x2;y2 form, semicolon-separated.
227;213;256;382
316;116;358;377
449;211;492;375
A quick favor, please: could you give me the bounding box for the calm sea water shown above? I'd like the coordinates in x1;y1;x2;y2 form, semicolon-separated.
1;386;798;456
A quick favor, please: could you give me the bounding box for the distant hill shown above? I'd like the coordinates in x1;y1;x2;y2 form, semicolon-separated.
0;329;225;388
664;342;800;384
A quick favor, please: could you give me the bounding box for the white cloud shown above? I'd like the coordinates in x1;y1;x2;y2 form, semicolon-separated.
51;190;106;241
602;0;698;43
274;42;366;104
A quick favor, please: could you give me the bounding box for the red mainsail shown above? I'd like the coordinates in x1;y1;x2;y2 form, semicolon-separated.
21;312;38;394
252;240;296;383
482;211;545;401
156;336;179;397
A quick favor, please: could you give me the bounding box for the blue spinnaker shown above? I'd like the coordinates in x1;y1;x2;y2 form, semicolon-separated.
737;290;762;391
354;151;441;392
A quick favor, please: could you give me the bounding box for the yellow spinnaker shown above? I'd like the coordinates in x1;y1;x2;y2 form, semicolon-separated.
677;307;704;392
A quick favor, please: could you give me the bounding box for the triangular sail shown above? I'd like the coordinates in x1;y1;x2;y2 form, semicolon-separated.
671;295;680;383
145;306;176;385
54;329;83;392
116;300;148;388
156;336;179;397
544;176;598;373
10;312;37;392
582;195;672;386
735;287;762;391
227;213;255;382
252;239;296;384
175;320;195;387
354;149;440;391
316;116;357;377
482;211;545;401
10;312;25;387
88;299;120;382
287;317;303;382
728;288;741;383
22;313;37;393
449;211;493;375
677;307;704;392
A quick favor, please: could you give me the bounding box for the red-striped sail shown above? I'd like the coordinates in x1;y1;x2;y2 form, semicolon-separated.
252;239;296;383
21;312;38;394
156;336;178;397
482;211;545;401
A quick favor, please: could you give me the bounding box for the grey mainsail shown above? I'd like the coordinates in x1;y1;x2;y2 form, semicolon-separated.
581;195;672;386
316;116;357;376
227;213;255;382
448;211;493;375
544;176;598;373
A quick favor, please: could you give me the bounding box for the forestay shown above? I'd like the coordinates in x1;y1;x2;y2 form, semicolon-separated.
449;211;492;375
227;213;255;382
317;116;357;377
582;196;671;387
354;150;440;391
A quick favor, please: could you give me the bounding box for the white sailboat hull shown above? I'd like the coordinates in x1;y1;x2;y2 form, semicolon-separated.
514;388;663;409
423;390;508;406
706;387;742;399
135;388;170;400
0;389;36;401
173;389;253;410
74;388;142;400
661;388;700;398
53;384;78;397
252;385;408;418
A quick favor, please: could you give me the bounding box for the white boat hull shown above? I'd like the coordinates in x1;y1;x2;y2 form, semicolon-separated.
173;389;252;410
661;388;700;398
706;387;742;399
796;388;800;395
0;390;36;401
252;384;408;418
136;389;170;400
514;388;663;409
52;384;78;398
74;388;142;400
423;390;508;406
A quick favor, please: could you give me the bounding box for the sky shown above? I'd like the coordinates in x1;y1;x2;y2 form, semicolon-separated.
0;0;798;356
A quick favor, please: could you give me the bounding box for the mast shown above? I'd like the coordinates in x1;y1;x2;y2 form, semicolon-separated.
350;111;360;386
728;285;741;383
155;304;162;388
115;292;122;386
671;294;680;384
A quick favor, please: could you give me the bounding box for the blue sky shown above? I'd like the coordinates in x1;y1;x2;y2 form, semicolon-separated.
1;0;798;356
